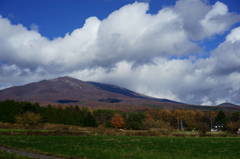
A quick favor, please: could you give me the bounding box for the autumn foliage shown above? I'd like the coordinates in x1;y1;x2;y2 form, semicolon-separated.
111;113;125;129
0;100;240;134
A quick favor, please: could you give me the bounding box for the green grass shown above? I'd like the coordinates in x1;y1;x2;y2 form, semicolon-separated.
0;150;34;159
0;128;50;133
0;135;239;159
0;128;30;133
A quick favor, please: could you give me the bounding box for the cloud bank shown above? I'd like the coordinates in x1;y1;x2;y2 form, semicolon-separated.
0;0;240;105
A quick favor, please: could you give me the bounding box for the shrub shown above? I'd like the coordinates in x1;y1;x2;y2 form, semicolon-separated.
143;119;171;130
125;112;145;130
15;112;41;128
196;122;209;136
226;121;240;134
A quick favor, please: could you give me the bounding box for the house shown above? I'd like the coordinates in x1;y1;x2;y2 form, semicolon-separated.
237;128;240;134
211;122;224;131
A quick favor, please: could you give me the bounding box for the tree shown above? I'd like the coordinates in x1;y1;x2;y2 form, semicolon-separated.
143;111;171;130
15;112;41;128
143;119;171;130
81;107;97;127
93;109;114;127
230;112;240;122
226;121;240;134
214;111;226;130
209;111;217;130
144;112;154;121
125;112;145;130
196;122;208;136
111;113;125;129
173;110;185;131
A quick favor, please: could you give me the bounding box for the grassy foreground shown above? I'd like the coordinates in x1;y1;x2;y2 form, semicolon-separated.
0;135;239;159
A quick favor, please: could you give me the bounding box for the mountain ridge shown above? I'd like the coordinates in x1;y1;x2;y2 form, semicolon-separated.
0;76;239;111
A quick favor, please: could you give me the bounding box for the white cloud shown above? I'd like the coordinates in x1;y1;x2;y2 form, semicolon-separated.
201;2;229;36
175;0;240;40
70;52;240;105
226;27;240;43
0;1;238;70
70;24;240;105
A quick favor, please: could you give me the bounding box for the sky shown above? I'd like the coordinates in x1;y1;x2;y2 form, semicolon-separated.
0;0;240;105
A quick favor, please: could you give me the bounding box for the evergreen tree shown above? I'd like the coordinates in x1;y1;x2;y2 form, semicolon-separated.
214;111;226;130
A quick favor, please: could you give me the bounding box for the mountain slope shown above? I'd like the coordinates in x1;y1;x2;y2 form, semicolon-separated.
0;76;182;109
0;76;239;110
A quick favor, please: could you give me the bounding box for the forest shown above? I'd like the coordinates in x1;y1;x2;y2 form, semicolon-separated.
0;100;239;134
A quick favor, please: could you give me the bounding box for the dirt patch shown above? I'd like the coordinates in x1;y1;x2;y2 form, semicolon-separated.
0;146;72;159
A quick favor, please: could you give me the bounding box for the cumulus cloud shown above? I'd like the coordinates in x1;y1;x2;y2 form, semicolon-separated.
226;27;240;43
0;2;199;71
70;25;240;105
175;0;240;40
0;0;240;105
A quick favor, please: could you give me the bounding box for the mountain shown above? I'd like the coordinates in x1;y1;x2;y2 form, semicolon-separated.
0;76;239;111
218;103;237;107
0;76;181;109
217;103;240;110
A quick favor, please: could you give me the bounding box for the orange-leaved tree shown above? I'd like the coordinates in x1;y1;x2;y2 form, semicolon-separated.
111;113;125;129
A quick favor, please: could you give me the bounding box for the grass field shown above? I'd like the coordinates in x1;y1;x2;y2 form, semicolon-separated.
0;135;239;159
0;128;49;133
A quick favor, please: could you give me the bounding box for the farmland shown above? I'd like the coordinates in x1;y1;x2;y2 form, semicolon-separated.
0;135;239;159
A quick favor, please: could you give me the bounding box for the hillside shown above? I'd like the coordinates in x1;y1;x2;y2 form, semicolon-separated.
0;76;239;111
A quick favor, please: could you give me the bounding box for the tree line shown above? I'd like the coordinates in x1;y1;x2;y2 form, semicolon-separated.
0;100;239;133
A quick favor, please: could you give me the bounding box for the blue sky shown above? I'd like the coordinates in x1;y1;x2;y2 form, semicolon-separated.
0;0;175;38
1;0;239;39
0;0;240;105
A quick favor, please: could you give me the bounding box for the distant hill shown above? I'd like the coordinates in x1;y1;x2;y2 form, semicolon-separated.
218;103;238;107
0;76;239;111
217;102;240;110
